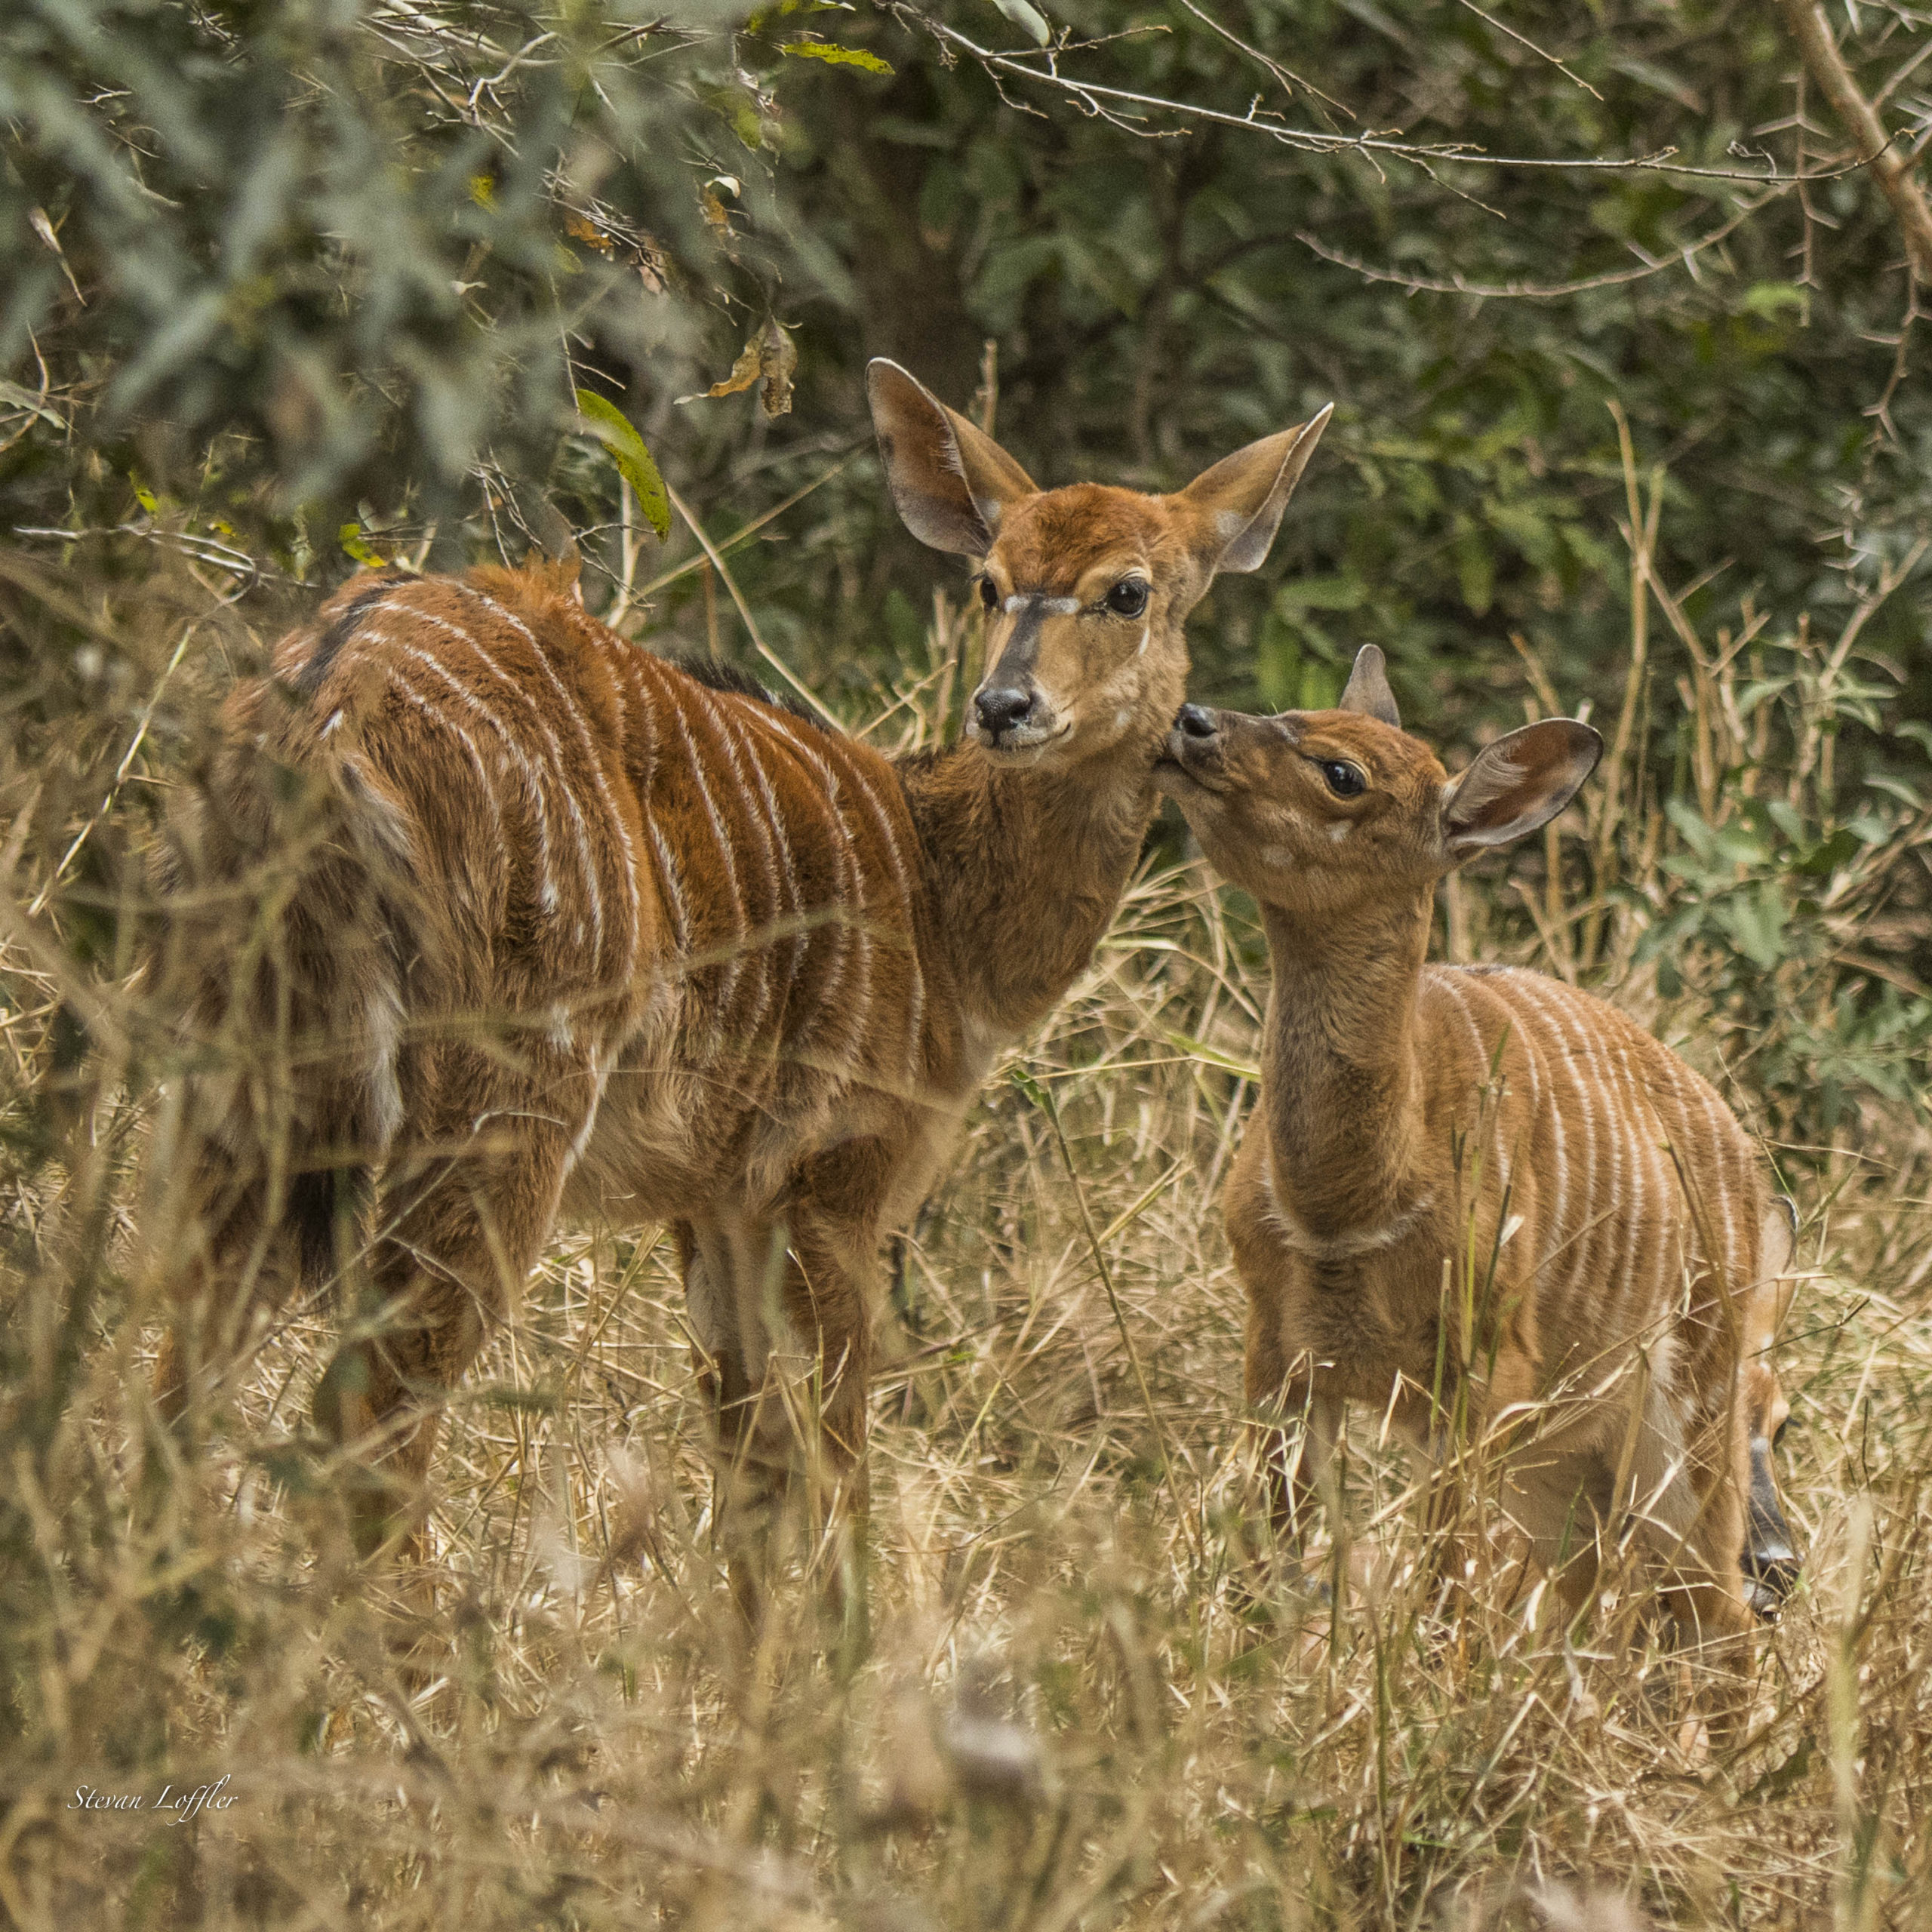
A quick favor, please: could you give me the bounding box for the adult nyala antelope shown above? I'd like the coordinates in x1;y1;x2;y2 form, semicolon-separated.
1154;648;1801;1686
147;361;1331;1619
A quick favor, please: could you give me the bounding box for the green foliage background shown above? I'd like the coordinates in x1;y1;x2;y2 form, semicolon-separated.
3;0;1930;1122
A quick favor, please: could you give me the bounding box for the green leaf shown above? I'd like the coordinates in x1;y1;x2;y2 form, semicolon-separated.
780;38;893;72
1454;521;1494;617
989;0;1051;45
1866;775;1923;811
1791;826;1857;877
1008;1065;1052;1113
1718;879;1787;969
1740;281;1805;320
574;389;672;540
1274;572;1370;614
338;521;387;568
1162;1030;1261;1081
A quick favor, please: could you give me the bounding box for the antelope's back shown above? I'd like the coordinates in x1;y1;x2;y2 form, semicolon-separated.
183;565;934;1211
1425;964;1772;1405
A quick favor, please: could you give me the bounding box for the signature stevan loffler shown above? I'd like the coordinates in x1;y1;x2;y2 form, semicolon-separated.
69;1777;238;1825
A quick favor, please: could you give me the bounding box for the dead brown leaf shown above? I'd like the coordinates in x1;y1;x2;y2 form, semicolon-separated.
704;318;798;418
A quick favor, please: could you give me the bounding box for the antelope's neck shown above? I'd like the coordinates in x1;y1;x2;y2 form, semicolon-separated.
1257;894;1433;1239
897;743;1156;1040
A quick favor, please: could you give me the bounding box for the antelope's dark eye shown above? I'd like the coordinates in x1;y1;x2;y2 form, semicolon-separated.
1321;760;1366;798
979;576;998;612
1773;1417;1792;1451
1104;577;1149;618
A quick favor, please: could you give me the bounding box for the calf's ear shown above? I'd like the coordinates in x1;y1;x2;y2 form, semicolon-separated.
867;359;1037;558
1440;719;1601;861
1337;644;1400;728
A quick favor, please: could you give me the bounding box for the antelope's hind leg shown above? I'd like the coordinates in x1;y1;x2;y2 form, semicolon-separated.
1620;1386;1759;1752
314;1040;605;1571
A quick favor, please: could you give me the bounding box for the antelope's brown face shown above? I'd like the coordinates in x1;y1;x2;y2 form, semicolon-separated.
1155;704;1450;914
1156;645;1602;917
867;359;1332;776
968;489;1198;764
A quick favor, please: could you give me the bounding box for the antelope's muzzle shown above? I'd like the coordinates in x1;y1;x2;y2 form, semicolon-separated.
1154;703;1232;794
969;593;1067;753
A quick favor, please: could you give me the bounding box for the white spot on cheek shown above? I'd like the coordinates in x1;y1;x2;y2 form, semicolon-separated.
1136;624;1149;658
1114;707;1131;729
1328;822;1351;843
321;709;345;737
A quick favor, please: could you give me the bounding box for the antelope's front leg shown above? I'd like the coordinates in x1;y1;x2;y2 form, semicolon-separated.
684;1179;881;1638
1244;1329;1343;1580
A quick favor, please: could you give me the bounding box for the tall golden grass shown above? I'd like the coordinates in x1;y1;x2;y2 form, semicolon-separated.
0;500;1927;1930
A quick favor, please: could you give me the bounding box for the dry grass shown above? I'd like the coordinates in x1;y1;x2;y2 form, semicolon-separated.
2;538;1930;1931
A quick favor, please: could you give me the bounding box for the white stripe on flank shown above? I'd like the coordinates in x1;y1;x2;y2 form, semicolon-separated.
358;626;558;915
377;666;506;848
1436;970;1507;1192
692;688;783;1048
733;721;807;1004
1690;1078;1740;1306
843;757;926;1081
757;710;871;1069
1598;1030;1649;1336
648;820;691;952
660;677;749;1041
1503;973;1595;1306
371;598;605;958
468;587;641;975
1494;974;1570;1282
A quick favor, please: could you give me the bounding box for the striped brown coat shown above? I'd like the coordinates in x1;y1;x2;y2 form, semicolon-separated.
1154;648;1801;1679
149;362;1331;1609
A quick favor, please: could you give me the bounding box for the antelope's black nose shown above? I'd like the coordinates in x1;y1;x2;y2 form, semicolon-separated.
1177;703;1217;740
975;687;1035;737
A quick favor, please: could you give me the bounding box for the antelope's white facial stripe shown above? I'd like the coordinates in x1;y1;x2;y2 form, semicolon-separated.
1003;595;1081;617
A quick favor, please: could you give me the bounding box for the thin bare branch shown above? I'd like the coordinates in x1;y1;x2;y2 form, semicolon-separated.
1773;0;1932;282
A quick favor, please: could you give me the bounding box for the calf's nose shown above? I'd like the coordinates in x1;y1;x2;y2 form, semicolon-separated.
1177;703;1217;740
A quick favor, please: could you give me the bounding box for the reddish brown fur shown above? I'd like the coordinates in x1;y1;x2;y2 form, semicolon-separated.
148;368;1332;1617
1156;670;1800;1697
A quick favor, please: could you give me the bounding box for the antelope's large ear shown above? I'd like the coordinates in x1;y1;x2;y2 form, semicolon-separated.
1181;403;1332;576
1440;719;1601;862
1338;644;1400;728
867;358;1038;558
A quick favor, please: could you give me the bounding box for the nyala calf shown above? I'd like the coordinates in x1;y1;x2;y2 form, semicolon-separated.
1155;646;1801;1700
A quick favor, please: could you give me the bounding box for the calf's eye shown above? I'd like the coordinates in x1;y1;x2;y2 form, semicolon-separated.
1105;578;1149;618
978;576;999;612
1321;760;1366;798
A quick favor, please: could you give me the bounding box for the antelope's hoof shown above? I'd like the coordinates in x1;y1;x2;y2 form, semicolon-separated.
1743;1545;1801;1623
